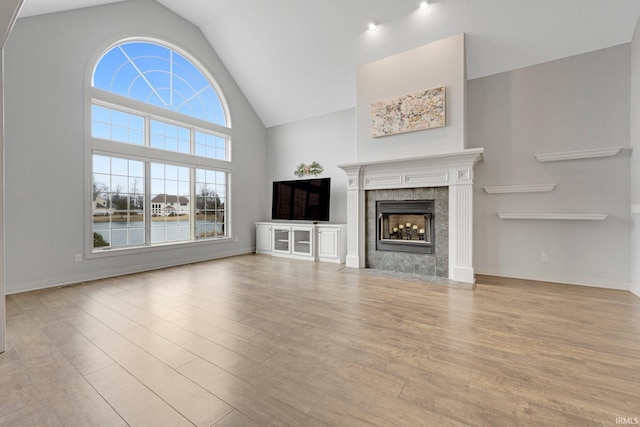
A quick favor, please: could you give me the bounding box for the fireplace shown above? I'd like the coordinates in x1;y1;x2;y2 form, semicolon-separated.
366;187;448;277
377;200;435;254
339;149;484;283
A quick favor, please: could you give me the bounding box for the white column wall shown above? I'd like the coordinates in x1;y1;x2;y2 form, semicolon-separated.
449;184;474;283
343;165;364;268
0;0;23;354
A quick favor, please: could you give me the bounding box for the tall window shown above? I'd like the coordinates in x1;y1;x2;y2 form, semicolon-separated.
90;40;231;253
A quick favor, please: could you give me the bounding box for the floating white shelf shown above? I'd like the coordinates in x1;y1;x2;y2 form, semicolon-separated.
535;146;622;162
498;213;608;221
483;184;556;194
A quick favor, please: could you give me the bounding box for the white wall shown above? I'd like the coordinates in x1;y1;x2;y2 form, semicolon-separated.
3;0;267;294
469;45;631;289
631;18;640;297
356;33;466;163
265;109;355;223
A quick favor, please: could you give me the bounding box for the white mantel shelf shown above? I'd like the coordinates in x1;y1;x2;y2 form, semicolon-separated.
498;213;608;221
535;146;622;162
339;148;484;171
338;148;484;191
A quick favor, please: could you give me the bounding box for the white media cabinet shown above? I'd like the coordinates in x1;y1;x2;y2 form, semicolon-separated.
255;222;347;263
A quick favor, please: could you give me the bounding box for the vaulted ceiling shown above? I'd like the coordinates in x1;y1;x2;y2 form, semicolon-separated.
18;0;640;127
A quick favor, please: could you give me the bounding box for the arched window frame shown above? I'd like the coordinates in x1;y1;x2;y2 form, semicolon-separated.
85;37;233;257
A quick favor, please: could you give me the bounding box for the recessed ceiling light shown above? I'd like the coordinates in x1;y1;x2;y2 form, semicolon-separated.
418;0;431;11
367;18;378;31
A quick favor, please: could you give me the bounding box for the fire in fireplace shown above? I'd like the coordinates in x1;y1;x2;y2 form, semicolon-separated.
376;200;435;254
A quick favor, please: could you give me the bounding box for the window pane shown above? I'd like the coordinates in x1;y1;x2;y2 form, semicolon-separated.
91;105;145;146
129;161;144;178
150;119;190;154
92;105;110;122
129;228;145;245
93;155;111;174
111;110;128;127
195;131;226;160
195;167;227;239
130;130;144;145
92;122;110;140
150;162;191;244
129;115;144;131
92;154;145;249
111;157;128;176
151;178;165;195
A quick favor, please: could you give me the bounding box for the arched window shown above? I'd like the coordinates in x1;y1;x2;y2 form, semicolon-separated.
93;41;227;126
89;40;231;253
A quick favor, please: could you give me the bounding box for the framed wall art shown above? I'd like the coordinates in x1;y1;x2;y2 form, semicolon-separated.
370;86;445;137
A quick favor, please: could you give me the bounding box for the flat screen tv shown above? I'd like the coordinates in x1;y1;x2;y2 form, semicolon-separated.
272;178;331;222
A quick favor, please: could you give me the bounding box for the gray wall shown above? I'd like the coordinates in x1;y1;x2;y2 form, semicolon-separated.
4;0;267;293
355;34;466;163
468;44;631;289
0;0;22;354
265;109;355;224
268;43;633;290
631;19;640;297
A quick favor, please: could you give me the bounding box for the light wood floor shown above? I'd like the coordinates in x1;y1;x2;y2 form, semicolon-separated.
1;254;639;426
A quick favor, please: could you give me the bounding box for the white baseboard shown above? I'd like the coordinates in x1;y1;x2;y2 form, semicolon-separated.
5;247;254;295
474;267;629;291
631;283;640;298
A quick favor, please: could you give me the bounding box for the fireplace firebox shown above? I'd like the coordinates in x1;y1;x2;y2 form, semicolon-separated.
376;200;435;254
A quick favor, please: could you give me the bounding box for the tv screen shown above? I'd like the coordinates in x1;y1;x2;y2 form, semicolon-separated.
272;178;331;222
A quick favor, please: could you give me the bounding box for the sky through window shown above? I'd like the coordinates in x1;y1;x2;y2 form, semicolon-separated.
93;42;227;126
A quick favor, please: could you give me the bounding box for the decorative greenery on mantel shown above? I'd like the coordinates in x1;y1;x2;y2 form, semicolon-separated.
294;161;324;177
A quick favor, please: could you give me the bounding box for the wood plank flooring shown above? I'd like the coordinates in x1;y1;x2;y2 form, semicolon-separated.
1;254;639;426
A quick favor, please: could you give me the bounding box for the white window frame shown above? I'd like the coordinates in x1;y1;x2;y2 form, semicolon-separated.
85;38;233;259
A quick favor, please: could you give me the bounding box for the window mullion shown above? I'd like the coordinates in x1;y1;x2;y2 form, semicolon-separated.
190;127;195;156
144;161;151;246
145;113;151;148
190;167;196;241
144;115;151;246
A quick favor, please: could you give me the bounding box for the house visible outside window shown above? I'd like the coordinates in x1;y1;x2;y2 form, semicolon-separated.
89;40;231;253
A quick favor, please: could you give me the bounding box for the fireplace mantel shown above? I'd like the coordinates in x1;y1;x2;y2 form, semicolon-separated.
338;148;484;283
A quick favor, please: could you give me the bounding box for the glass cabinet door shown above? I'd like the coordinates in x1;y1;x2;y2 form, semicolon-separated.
292;228;312;256
273;228;290;252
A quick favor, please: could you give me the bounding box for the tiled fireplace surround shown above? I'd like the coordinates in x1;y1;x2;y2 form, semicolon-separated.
339;148;484;284
366;186;449;277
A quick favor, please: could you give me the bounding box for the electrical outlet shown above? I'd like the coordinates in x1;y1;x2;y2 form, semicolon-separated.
75;253;82;262
540;251;548;262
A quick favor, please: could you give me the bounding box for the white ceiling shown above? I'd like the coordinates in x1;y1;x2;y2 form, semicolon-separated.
18;0;640;128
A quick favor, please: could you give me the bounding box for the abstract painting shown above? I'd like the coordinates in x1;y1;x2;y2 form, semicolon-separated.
370;86;445;137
